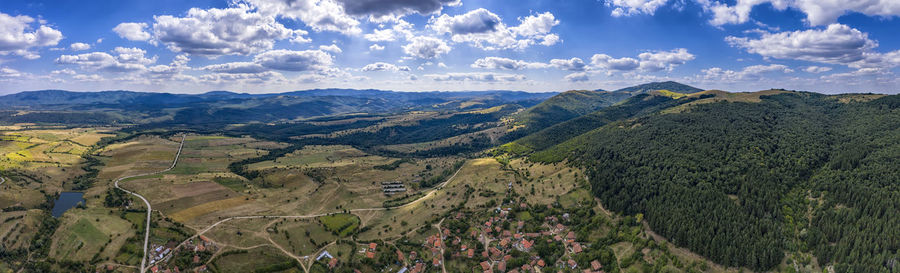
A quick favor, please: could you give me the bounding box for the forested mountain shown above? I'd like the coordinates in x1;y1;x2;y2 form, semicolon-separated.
503;92;709;154
512;90;632;134
615;81;704;94
526;91;899;272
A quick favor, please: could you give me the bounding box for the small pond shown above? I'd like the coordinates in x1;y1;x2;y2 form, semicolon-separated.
51;192;85;218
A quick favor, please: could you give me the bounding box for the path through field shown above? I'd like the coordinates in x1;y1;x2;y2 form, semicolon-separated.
114;135;184;273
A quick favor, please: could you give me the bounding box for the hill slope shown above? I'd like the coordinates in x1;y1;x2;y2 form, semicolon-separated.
511;90;632;136
615;81;703;94
530;92;899;272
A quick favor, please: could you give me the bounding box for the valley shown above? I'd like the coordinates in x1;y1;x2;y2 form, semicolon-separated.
0;84;897;273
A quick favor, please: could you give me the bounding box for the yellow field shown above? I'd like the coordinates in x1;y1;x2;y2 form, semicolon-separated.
169;196;252;223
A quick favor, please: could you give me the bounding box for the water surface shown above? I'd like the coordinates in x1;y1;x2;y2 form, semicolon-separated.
52;192;85;218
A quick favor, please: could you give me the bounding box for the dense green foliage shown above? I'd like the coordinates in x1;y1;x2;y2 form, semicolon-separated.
513;90;631;135
507;94;705;154
614;81;704;94
532;93;899;272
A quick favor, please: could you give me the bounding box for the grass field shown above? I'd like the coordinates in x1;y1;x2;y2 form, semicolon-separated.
319;213;360;237
49;207;135;262
210;246;296;273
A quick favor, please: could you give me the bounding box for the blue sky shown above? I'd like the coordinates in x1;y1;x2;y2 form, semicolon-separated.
1;0;899;94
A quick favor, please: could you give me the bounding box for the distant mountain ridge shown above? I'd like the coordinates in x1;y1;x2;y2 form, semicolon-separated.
615;81;703;94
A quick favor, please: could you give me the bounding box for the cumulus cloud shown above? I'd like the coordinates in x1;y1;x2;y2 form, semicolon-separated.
152;5;308;56
0;67;24;79
335;0;460;18
804;66;832;73
319;44;343;53
591;48;694;73
699;64;793;82
243;0;361;35
70;43;91;51
113;22;151;41
591;54;640;71
369;44;385;51
429;9;559;50
726;24;889;67
550;58;587;71
253;49;333;71
425;72;526;82
564;72;590;82
361;62;410;72
55;47;157;72
699;0;900;26
200;62;268;74
402;36;451;59
0;12;64;59
606;0;669;17
200;70;288;85
364;20;414;42
471;57;548;70
637;48;696;72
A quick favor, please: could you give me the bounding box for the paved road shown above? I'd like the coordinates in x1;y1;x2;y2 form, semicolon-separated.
114;135;184;273
152;164;465;272
0;176;5;186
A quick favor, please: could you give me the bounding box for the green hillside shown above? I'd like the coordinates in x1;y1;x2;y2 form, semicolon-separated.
530;91;899;272
512;90;632;136
502;93;707;154
615;81;704;94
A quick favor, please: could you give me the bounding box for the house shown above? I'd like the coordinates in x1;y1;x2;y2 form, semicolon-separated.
366;251;375;259
468;249;475;258
567;231;576;240
481;261;491;271
537;259;546;267
573;243;583;253
433;257;440;266
369;242;377;251
568;259;578;269
193;255;200;264
498;260;507;272
591;260;603;270
328;258;338;269
397;250;405;262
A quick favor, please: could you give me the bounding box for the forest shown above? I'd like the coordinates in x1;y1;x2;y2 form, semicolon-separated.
531;93;899;272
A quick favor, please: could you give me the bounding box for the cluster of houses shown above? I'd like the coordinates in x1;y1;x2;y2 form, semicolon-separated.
143;235;216;273
435;206;606;273
381;181;407;195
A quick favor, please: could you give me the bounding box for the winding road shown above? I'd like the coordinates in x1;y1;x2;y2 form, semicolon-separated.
114;134;185;273
0;176;5;186
150;164;465;273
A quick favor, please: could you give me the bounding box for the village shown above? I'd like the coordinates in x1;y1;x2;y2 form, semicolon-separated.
354;201;609;273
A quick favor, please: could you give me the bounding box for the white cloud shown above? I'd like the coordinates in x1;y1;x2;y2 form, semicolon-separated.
726;24;885;67
0;67;24;79
253;49;333;71
361;62;410;72
425;72;526;82
699;64;793;82
319;44;343;53
471;57;548;70
335;0;460;18
564;72;590;82
200;70;288;85
591;54;640;71
243;0;361;35
804;66;832;73
364;20;414;42
699;0;900;26
369;44;385;51
70;43;91;51
55;47;157;72
429;9;559;50
200;62;268;74
113;22;151;41
637;48;696;72
402;36;451;59
591;48;694;73
152;5;307;56
550;58;587;71
606;0;670;17
540;34;560;46
0;12;64;59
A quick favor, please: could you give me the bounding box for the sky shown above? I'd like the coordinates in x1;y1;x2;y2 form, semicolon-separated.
1;0;899;94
